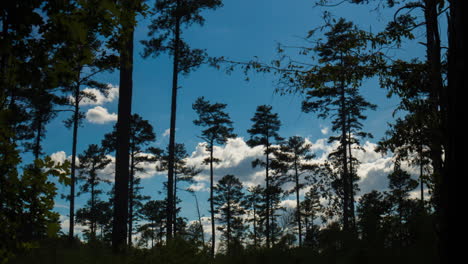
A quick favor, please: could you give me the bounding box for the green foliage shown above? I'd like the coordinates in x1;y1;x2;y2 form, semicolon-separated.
0;148;70;262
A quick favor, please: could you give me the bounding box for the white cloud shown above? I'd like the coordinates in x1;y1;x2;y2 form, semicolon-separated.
86;106;117;124
280;199;297;209
50;150;79;165
163;129;171;137
80;84;119;106
320;125;329;135
187;182;208;192
184;137;266;189
50;151;67;164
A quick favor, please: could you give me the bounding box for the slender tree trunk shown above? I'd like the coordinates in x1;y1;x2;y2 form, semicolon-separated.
173;171;177;237
128;154;135;247
443;1;459;263
33;113;43;160
166;0;181;241
347;131;356;230
294;157;302;247
210;141;215;257
227;201;231;255
91;172;96;239
253;206;257;248
194;193;204;244
69;82;80;241
340;82;350;233
419;142;425;207
112;11;134;252
265;143;271;248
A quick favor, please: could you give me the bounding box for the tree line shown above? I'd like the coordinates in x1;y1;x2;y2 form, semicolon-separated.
1;0;458;263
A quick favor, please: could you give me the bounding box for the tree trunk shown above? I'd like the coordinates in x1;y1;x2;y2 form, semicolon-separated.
112;12;134;252
340;82;350;233
294;157;302;247
91;170;96;239
265;142;271;248
33;113;43;160
347;131;356;230
166;0;181;241
443;1;459;262
210;141;215;257
253;206;257;248
69;82;80;241
173;170;177;237
128;153;135;247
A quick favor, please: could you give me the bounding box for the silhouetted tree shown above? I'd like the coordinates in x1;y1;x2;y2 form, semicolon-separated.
142;0;222;241
299;18;377;235
273;136;316;246
300;185;323;248
103;113;156;246
138;200;167;248
192;96;236;257
247;105;283;248
356;190;388;250
76;144;111;240
213;175;246;255
157;143;201;237
245;185;264;248
385;164;418;250
53;1;119;241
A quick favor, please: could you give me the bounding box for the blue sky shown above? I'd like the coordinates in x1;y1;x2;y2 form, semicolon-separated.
37;0;431;239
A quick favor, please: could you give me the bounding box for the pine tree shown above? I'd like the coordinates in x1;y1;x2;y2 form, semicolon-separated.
138;200;167;247
192;96;236;257
273;136;316;246
213;175;246;255
142;0;222;241
246;105;283;248
76;144;111;240
157;143;201;237
300;18;377;235
245;185;264;248
103;113;156;247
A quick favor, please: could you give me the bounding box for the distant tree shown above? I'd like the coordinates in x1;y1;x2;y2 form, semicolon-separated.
157;143;201;236
192;96;236;257
103;113;156;246
298;18;378;235
76;144;111;240
246;105;283;248
142;0;222;241
94;200;113;244
138;200;167;248
245;185;264;248
356;190;388;249
300;185;323;247
273;136;316;246
213;175;247;255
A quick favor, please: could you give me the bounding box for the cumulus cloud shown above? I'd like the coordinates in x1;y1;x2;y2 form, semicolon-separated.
184;137;266;188
49;151;159;182
86;106;118;124
187;182;208;192
50;137;420;200
50;150;78;165
181;137;423;199
80;84;119;106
